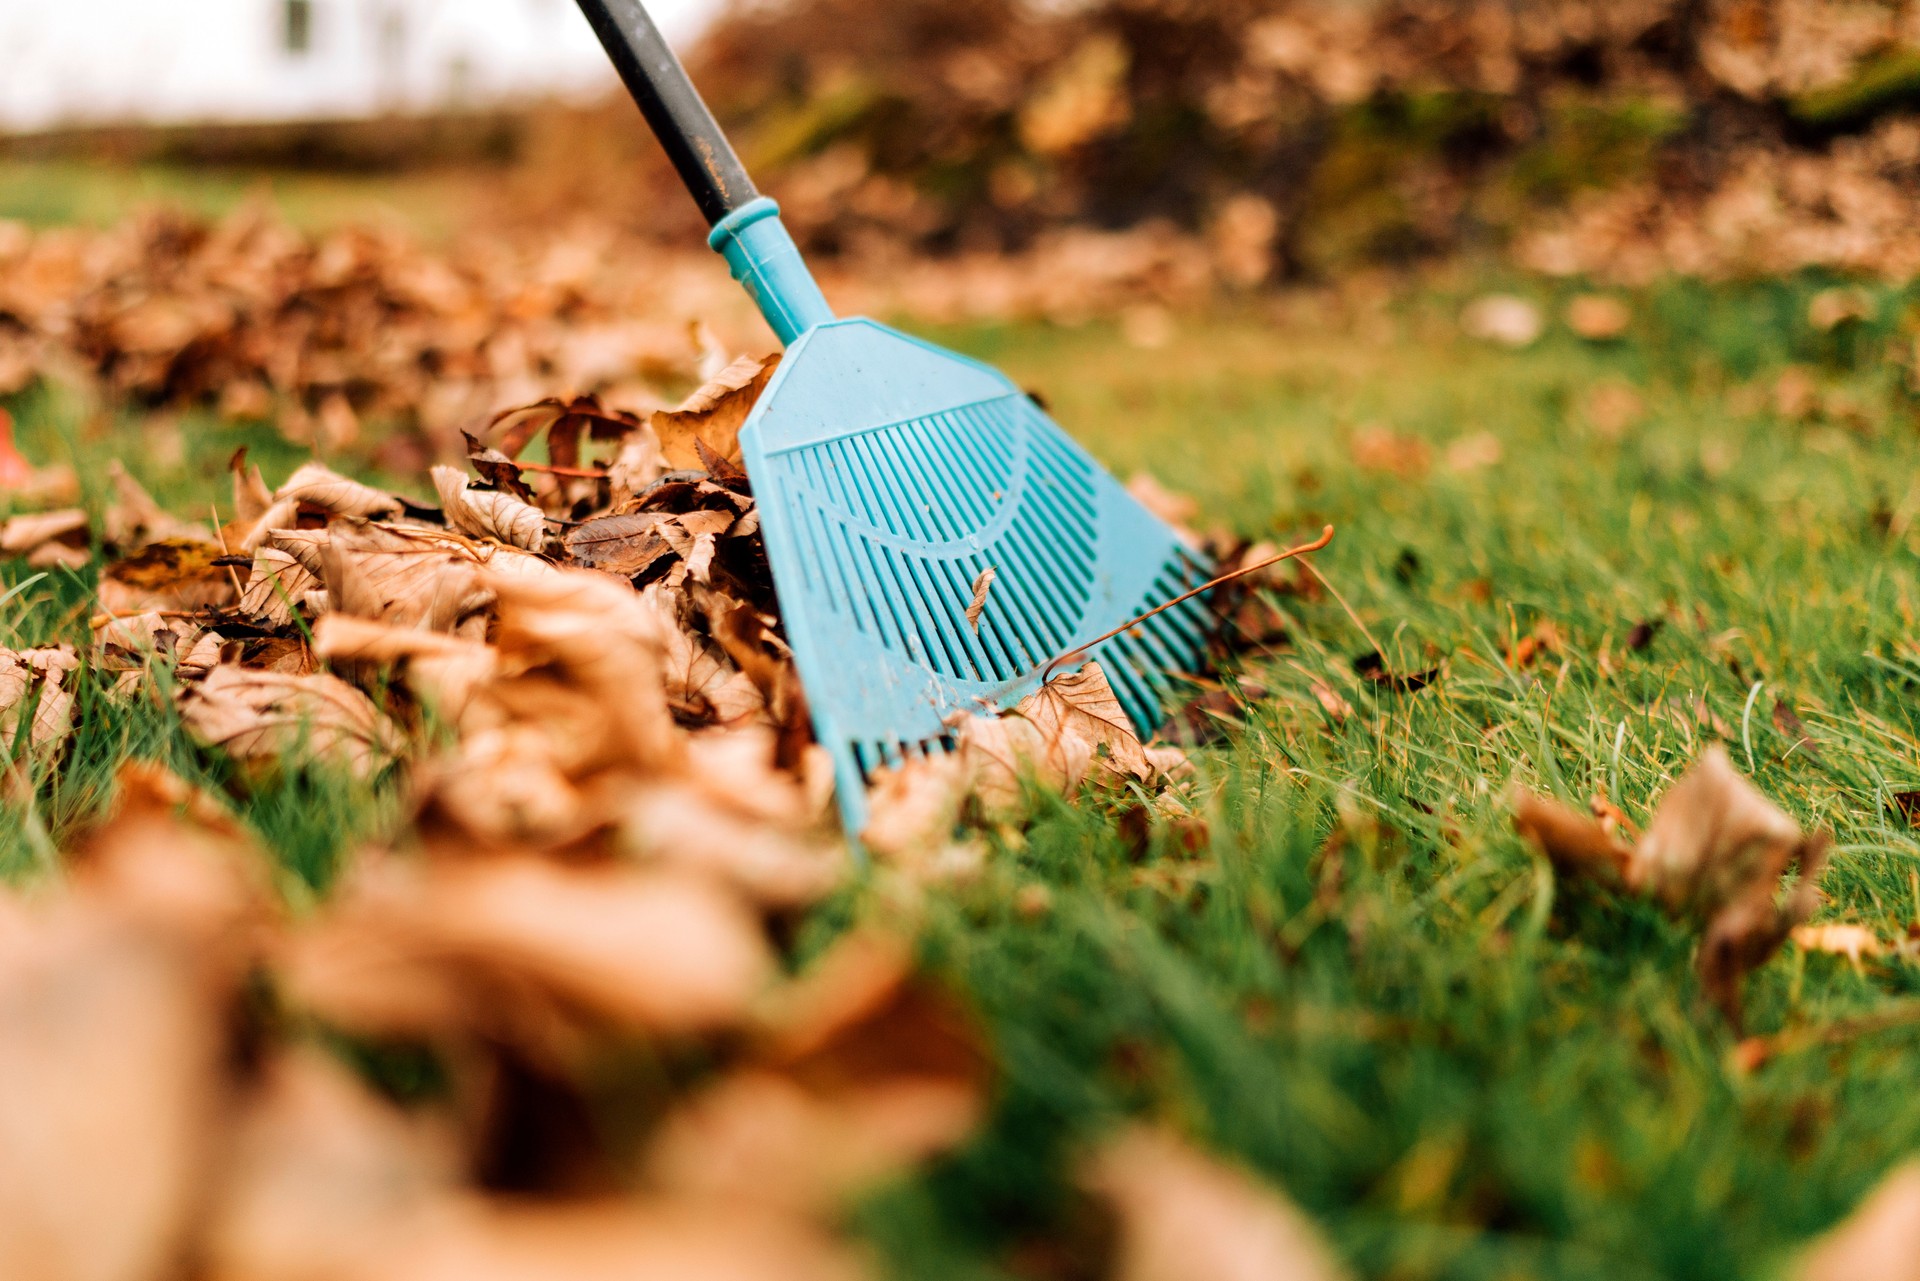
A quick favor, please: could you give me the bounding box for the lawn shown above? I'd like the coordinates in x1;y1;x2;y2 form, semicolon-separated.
8;266;1920;1279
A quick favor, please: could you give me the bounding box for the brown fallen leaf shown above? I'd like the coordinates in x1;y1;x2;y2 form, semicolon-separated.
312;613;499;720
203;1048;461;1281
1443;431;1503;473
432;465;549;552
102;461;206;549
650;354;779;470
236;545;323;628
861;753;971;861
1565;294;1632;341
1352;650;1438;692
275;460;407;522
1514;746;1831;1025
1125;473;1203;547
645;933;984;1215
564;511;678;577
1792;924;1884;966
1513;791;1634;890
1506;620;1561;671
1626;618;1664;652
1;506;91;567
1808;286;1874;334
98;537;235;615
462;431;538;504
1014;660;1151;784
1082;1126;1350;1281
318;521;496;633
488;394;645;468
281;857;777;1058
964;566;996;634
1773;699;1821;761
180;665;403;779
0;891;230;1281
0;644;79;756
1796;1161;1920;1281
228;447;276;527
1349;425;1430;478
378;1197;868;1281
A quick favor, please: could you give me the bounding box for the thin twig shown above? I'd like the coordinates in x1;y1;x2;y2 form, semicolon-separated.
1734;998;1920;1071
516;461;608;479
1041;525;1335;682
211;502;247;601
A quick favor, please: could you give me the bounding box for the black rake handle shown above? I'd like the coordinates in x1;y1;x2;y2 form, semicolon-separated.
572;0;759;226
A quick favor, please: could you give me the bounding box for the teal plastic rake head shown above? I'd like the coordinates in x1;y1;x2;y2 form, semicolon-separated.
578;0;1215;836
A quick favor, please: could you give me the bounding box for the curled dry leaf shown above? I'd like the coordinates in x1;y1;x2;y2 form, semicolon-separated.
0;644;79;756
646;931;986;1215
180;665;403;779
1796;1161;1920;1281
488;394;644;468
275;460;407;522
318;522;495;633
964;566;996;634
383;1197;868;1281
1791;923;1885;966
228;447;276;527
69;760;274;949
204;1048;461;1281
862;752;970;861
281;857;777;1058
0;803;248;1281
998;660;1151;786
1;506;91;567
650;354;778;470
103;461;207;549
312;613;499;720
1082;1126;1350;1281
236;545;323;628
432;465;549;552
1514;746;1831;1025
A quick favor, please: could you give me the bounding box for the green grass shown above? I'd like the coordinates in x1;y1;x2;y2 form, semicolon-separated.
0;158;491;238
11;267;1920;1279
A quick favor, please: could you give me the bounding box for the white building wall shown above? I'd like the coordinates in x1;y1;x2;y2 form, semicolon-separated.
0;0;717;132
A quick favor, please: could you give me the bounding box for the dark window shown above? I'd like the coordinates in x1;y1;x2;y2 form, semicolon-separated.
284;0;312;54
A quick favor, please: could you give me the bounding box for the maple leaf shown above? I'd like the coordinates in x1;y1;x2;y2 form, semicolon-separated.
650;355;779;471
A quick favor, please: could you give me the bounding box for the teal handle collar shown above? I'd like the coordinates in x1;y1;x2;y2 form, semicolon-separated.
709;198;835;346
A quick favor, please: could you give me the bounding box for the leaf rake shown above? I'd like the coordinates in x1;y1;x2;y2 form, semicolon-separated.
576;0;1217;836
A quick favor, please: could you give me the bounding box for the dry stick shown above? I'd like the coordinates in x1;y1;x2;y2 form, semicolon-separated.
210;503;247;602
1734;997;1920;1071
516;461;608;479
1040;525;1336;683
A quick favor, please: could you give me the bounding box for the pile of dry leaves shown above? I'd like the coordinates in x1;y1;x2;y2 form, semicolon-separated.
675;0;1920;282
0;314;1358;1275
0;204;775;452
